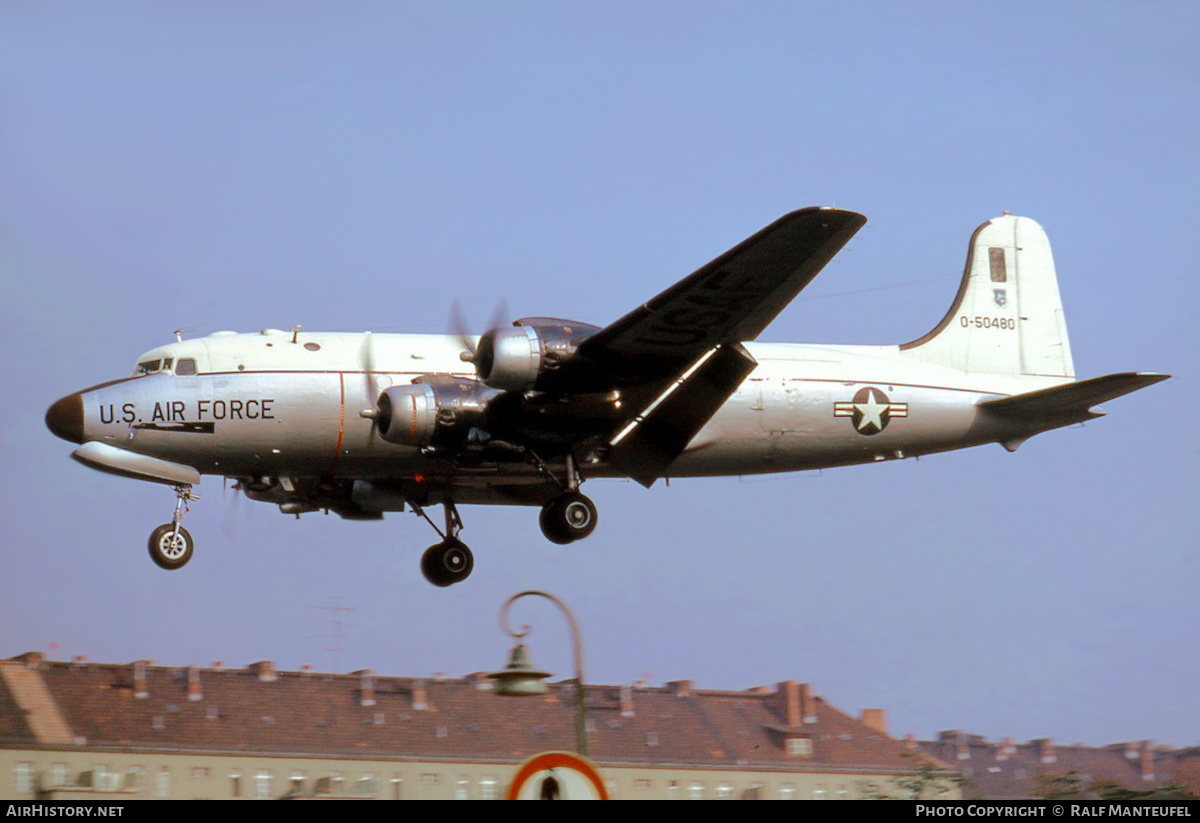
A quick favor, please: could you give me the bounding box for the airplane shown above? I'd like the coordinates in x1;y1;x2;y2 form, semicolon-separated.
45;208;1168;587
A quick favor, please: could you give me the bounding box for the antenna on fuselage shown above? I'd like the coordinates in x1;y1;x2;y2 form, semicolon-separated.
291;325;302;344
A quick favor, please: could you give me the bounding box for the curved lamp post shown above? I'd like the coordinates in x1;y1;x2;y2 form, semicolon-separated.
489;590;589;757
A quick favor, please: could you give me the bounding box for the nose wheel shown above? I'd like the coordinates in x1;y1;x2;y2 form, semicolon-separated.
539;492;598;544
148;524;194;569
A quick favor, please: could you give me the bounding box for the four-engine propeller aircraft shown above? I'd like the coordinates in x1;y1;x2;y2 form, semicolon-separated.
45;208;1167;586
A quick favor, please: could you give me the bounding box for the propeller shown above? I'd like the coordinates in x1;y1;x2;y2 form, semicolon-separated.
451;298;509;374
222;477;249;541
358;332;381;436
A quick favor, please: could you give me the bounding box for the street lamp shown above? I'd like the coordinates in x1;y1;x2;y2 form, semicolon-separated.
489;590;589;757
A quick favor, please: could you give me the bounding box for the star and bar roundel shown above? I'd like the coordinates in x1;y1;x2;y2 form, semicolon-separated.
833;386;908;436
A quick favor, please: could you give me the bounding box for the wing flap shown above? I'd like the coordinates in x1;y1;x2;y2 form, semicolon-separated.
607;343;758;487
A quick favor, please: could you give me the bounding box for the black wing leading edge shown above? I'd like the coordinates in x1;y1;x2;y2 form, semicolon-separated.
577;207;866;485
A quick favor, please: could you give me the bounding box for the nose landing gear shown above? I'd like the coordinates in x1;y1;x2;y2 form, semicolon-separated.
148;485;198;570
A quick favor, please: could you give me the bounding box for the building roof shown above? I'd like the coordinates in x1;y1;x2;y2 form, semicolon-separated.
0;653;922;774
918;730;1189;800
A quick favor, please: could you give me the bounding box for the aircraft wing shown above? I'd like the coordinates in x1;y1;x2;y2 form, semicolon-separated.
567;207;864;485
577;207;866;373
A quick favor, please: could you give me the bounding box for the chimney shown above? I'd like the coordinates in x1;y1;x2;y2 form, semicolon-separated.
938;730;962;761
249;661;277;683
1139;740;1155;781
861;708;888;735
187;665;202;702
14;652;43;669
799;682;816;723
620;684;635;717
465;671;493;691
412;679;429;711
667;679;692;698
133;660;150;699
354;670;375;707
778;681;800;727
1035;738;1056;764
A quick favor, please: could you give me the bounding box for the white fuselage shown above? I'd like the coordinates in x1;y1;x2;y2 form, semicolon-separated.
73;330;1065;486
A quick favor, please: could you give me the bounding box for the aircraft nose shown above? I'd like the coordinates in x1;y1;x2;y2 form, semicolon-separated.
46;393;84;443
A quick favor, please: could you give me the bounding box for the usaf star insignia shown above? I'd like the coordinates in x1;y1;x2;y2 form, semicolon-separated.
834;386;908;435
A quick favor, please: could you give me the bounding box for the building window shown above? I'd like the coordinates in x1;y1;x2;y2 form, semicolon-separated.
156;767;170;799
480;777;498;800
787;736;813;755
15;762;33;795
289;770;305;795
355;773;376;797
716;782;732;799
255;770;272;800
812;783;828;800
779;783;796;800
635;778;652;791
230;771;241;798
455;777;470;800
687;782;704;800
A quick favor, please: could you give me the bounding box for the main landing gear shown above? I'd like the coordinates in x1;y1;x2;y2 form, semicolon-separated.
148;485;198;570
539;491;598;544
534;451;598;545
412;500;475;588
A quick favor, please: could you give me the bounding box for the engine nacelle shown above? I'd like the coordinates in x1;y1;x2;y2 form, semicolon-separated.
375;380;499;448
475;318;599;392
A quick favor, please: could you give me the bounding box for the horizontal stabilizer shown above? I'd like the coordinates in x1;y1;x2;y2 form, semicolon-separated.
609;343;758;487
979;373;1169;420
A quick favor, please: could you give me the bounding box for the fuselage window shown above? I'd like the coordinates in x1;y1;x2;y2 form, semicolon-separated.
136;359;161;376
162;358;173;371
175;358;198;376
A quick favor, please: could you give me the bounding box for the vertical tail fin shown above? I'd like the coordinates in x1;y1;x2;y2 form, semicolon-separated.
900;215;1075;378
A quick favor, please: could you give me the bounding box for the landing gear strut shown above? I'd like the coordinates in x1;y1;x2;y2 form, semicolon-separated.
148;485;198;570
413;499;474;587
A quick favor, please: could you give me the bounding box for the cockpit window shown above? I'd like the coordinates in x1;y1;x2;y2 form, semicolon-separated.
135;359;162;376
175;358;198;376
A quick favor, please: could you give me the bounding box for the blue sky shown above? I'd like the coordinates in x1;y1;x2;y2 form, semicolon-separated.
2;2;1197;749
